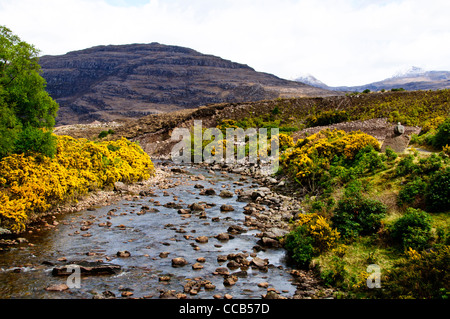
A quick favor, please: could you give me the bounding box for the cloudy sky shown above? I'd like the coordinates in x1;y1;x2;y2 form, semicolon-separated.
1;0;449;86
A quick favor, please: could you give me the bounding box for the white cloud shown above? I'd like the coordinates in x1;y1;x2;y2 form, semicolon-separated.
1;0;449;86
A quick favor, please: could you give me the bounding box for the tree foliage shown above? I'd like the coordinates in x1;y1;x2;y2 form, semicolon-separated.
0;25;58;158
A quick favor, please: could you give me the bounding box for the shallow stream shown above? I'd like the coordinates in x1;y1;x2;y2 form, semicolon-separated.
0;163;298;299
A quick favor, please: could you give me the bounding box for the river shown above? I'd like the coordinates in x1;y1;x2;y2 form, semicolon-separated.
0;162;300;299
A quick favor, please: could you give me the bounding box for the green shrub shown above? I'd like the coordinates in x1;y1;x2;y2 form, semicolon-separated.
13;126;57;158
284;225;315;267
384;146;398;161
426;166;450;212
331;191;387;239
417;153;443;174
305;110;349;127
320;255;348;287
395;154;417;177
98;131;108;139
284;213;339;266
355;145;386;172
431;117;450;149
383;245;450;299
271;106;280;115
98;129;115;139
389;208;432;250
397;177;427;207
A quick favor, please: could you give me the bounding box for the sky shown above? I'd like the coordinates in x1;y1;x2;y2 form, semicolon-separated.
1;0;449;86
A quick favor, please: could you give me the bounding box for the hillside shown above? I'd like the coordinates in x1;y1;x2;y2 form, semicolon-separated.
295;67;450;92
54;89;450;158
40;43;335;125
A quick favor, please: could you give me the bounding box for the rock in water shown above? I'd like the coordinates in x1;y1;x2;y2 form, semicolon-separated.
171;257;188;267
195;236;209;243
45;284;69;291
116;250;131;257
219;190;233;198
220;204;235;212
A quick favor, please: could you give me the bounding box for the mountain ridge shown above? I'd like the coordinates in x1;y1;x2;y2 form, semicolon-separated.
295;67;450;92
39;43;335;125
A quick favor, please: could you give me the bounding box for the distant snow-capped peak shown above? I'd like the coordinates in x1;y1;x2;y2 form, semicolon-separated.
392;66;426;78
294;73;328;87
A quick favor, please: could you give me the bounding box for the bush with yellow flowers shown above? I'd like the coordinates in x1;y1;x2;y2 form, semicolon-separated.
280;129;380;187
278;133;294;151
0;135;154;233
284;213;340;266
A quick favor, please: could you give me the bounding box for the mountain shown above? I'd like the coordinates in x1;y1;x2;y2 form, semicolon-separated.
294;74;329;90
39;43;335;125
294;67;450;92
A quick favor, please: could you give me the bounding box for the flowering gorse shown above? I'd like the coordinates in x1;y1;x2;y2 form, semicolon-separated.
0;135;154;232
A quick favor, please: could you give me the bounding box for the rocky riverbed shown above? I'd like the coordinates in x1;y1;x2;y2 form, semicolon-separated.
0;160;335;299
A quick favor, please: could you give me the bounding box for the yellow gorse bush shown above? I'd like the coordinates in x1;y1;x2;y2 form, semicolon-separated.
278;133;294;150
280;129;380;183
294;213;340;253
0;135;154;233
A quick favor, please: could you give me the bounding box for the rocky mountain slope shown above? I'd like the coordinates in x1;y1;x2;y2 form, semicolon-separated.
40;43;335;125
295;67;450;92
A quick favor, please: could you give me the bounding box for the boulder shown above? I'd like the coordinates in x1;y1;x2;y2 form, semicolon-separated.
223;276;237;286
227;224;246;234
226;260;240;269
237;189;254;201
204;188;216;196
220;204;235;212
219;190;233;198
192;263;204;270
189;203;205;211
394;122;405;135
265;227;289;239
259;237;280;248
116;250;131;257
214;267;230;275
215;233;230;241
251;191;266;200
251;257;268;269
217;255;228;262
171;257;188;267
263;291;287;299
195;236;209;243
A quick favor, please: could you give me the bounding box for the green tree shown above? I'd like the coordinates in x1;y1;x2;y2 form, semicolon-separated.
0;25;58;158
